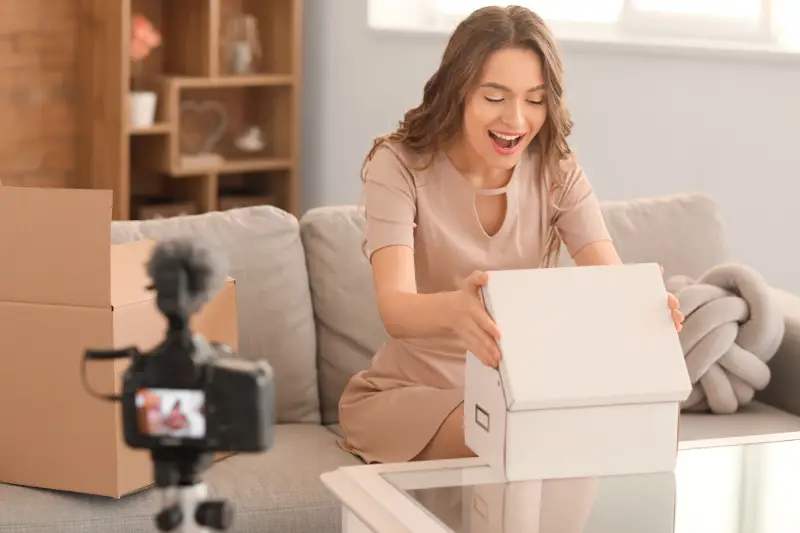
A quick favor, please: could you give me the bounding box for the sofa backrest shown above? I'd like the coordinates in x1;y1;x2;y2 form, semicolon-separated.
559;193;731;279
111;206;321;425
108;193;731;428
299;207;386;425
300;192;731;426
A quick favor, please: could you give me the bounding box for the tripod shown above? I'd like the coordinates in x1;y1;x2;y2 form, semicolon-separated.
152;449;233;532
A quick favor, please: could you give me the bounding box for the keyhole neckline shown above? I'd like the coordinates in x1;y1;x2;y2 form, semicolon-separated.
437;151;525;240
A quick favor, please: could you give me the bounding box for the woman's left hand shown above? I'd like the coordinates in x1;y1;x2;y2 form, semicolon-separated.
667;291;683;332
659;265;684;332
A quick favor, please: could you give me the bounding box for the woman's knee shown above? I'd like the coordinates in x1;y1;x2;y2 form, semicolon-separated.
413;403;476;461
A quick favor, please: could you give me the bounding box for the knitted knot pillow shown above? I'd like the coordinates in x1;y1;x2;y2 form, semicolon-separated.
666;263;785;414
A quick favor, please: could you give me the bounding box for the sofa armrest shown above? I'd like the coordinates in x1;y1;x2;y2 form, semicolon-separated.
756;288;800;416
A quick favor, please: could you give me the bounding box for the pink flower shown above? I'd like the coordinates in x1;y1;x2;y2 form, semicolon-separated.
131;14;162;61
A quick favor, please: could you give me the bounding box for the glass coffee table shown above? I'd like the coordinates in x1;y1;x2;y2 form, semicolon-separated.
321;437;800;532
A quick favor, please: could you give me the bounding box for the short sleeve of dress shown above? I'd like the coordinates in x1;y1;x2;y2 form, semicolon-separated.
553;164;612;257
362;144;417;259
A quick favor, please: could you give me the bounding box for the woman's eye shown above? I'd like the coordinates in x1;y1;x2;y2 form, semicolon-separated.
485;96;543;105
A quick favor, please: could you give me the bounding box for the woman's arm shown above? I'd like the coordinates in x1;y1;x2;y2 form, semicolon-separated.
371;245;502;362
371;245;456;339
362;145;460;339
362;145;501;354
572;240;622;267
550;162;615;264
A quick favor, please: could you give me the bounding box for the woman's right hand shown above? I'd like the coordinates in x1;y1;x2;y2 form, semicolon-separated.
447;271;502;368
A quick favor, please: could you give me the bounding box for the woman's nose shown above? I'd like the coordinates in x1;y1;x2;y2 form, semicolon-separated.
502;102;525;130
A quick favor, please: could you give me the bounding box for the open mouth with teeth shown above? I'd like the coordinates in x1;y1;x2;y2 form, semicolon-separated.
488;130;524;151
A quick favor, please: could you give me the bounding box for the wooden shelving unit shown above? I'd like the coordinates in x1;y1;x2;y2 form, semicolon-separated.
77;0;302;220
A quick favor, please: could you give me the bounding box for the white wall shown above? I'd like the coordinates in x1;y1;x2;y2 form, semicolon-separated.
302;0;800;292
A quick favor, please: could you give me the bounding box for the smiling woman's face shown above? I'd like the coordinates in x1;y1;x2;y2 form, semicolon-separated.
460;47;548;171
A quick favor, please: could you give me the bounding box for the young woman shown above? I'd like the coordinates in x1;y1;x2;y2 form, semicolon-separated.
338;5;683;464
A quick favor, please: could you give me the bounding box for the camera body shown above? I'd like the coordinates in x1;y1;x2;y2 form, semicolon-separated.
122;334;274;453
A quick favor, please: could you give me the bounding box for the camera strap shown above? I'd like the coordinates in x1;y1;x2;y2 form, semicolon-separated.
81;347;141;403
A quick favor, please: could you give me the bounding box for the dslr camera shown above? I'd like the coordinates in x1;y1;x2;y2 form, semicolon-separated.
122;331;273;453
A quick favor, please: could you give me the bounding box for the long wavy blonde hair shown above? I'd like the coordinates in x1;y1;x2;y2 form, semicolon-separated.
362;5;580;267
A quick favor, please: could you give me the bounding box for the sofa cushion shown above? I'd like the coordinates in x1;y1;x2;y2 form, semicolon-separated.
0;424;363;533
300;207;388;425
111;206;320;424
561;192;730;279
300;193;731;426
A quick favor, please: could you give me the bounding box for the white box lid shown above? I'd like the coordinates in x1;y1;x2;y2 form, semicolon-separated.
481;263;692;412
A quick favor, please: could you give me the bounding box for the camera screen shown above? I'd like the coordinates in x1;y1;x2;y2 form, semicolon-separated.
135;388;206;439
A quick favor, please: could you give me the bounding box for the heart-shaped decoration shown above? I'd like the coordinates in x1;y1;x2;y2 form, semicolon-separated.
179;100;228;155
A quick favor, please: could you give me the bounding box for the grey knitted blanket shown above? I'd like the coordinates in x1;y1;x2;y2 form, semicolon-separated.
666;263;785;414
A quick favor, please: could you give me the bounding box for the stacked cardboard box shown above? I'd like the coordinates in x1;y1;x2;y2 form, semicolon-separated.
0;186;238;497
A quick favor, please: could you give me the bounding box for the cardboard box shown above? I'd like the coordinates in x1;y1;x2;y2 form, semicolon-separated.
0;186;238;498
464;263;692;481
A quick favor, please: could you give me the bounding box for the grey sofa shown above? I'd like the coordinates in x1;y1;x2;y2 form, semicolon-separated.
2;193;799;532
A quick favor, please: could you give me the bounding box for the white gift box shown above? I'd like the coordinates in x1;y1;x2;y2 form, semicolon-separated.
464;263;692;481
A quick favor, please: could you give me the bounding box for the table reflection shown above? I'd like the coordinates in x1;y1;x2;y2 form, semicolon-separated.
387;439;800;533
405;474;675;532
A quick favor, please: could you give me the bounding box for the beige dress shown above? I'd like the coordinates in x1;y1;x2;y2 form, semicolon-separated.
338;141;612;464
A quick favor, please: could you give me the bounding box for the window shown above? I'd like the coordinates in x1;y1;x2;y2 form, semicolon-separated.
770;0;800;47
631;0;764;18
369;0;799;51
620;0;773;43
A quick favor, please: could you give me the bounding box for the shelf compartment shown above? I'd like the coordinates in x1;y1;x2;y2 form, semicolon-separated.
131;173;218;218
163;83;294;176
218;170;284;210
219;0;299;76
172;174;220;212
131;0;217;80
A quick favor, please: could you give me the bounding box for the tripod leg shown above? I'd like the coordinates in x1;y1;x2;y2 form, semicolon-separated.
154;460;184;532
175;484;212;533
152;451;232;531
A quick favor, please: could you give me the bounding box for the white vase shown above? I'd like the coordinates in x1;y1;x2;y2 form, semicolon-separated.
130;91;158;128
